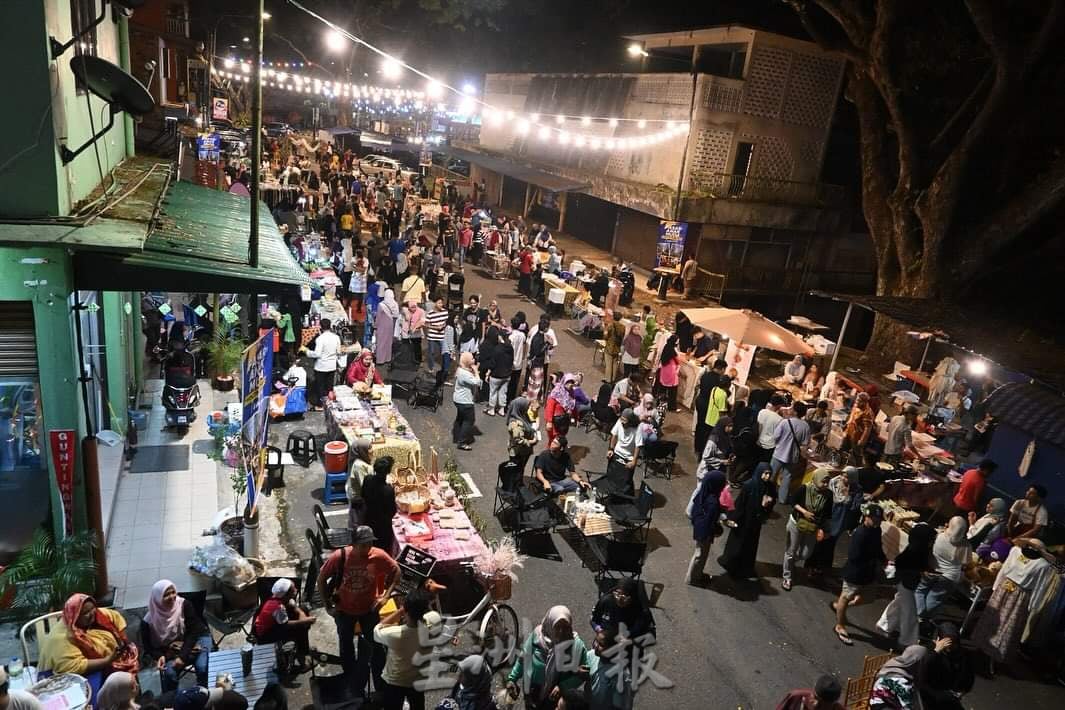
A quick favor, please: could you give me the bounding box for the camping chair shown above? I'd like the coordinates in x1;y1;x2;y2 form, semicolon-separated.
204;607;255;651
583;382;617;439
387;341;419;401
494;460;553;538
590;460;636;499
140;591;208;687
641;439;678;480
313;504;352;550
19;610;62;670
408;368;447;411
586;539;647;584
605;481;656;541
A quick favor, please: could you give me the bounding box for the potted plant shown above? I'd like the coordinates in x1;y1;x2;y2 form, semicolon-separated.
0;529;96;615
217;463;249;554
205;334;244;391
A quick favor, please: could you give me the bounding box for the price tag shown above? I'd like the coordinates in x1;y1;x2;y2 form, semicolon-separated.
158;303;172;315
194;305;207;317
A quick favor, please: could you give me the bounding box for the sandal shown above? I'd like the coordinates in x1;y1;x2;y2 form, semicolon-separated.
782;579;792;591
834;627;854;646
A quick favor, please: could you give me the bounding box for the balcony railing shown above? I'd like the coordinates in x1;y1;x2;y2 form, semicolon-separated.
701;76;744;113
165;15;189;37
688;173;846;207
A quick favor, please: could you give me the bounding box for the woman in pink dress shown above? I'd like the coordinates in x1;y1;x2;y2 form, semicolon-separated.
656;335;682;412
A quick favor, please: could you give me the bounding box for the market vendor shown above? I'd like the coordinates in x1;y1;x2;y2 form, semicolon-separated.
782;355;806;385
1006;484;1048;539
883;404;919;464
346;349;383;387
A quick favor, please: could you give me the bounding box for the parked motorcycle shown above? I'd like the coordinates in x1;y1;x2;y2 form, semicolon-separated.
162;343;201;430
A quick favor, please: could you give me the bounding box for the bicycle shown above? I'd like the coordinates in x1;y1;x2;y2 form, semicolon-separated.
433;562;521;672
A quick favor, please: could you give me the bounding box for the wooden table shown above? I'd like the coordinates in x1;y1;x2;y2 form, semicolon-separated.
325;399;422;475
899;369;931;390
208;645;277;707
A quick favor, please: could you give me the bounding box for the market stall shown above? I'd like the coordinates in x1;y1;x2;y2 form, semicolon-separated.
325;385;422;474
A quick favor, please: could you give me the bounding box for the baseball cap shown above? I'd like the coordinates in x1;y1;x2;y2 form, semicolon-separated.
352;525;376;544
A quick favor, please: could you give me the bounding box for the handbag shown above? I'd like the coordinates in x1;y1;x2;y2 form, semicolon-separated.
785;419;807;476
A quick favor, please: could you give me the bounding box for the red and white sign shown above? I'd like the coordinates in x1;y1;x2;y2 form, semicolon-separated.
49;430;77;535
212;97;229;121
724;340;757;387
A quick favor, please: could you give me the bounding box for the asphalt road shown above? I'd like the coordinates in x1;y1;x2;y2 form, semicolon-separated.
267;265;1062;709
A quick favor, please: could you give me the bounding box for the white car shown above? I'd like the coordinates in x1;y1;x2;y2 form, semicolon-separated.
359;156;416;181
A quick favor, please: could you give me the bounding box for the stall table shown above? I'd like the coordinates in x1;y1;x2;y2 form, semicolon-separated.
325;393;422;474
208;645;277;707
542;273;580;306
392;498;488;569
877;474;957;514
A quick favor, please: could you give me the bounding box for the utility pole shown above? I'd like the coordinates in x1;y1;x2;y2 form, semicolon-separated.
249;0;263;268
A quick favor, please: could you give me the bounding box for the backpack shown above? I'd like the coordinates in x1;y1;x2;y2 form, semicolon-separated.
529;331;549;366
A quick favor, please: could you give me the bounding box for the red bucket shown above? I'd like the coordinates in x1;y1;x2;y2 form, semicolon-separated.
323;441;349;474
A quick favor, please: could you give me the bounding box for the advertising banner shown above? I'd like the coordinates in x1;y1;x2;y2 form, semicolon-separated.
655;220;688;270
49;430;77;536
241;333;274;448
211;97;229;120
725;340;757;387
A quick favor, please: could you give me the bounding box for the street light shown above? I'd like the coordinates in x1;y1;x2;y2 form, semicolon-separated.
326;29;346;51
381;57;402;79
627;42;648;58
462;82;477;95
425;79;444;99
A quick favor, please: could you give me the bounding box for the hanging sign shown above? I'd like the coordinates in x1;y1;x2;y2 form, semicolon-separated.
724;340;757;387
193;305;207;317
241;332;274;448
212;97;229;121
49;430;77;536
655;221;688;270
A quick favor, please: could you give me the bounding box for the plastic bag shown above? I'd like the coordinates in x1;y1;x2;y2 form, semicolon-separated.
189;535;258;588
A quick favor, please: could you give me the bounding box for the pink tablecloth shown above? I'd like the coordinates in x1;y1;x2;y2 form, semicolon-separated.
393;506;488;567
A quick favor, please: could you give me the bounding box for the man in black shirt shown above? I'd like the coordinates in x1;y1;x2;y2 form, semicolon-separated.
533;436;588;494
463;295;488;340
855;451;887;500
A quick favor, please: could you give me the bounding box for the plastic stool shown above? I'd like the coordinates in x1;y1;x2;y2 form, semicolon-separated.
286;430;318;467
323;471;348;505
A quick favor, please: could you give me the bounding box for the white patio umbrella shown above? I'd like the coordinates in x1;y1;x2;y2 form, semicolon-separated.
683;307;814;356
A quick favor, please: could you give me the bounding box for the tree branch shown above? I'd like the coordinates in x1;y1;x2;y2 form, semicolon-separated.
784;0;866;64
954;154;1065;283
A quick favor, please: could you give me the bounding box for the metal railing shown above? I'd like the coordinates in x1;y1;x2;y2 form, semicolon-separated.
688;172;846;207
165;15;189;37
701;76;744;113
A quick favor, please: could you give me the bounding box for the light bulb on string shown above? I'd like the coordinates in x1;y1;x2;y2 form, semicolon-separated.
581;116;591;126
516;119;530;135
608;118;618;128
537;125;551;140
555;115;565;124
223;58;235;69
530;113;540;123
637;119;647;129
575;135;586;147
558;131;570;144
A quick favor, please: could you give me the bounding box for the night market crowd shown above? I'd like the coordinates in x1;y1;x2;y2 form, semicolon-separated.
119;137;1063;710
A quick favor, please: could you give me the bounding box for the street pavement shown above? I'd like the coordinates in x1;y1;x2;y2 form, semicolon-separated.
266;264;1062;709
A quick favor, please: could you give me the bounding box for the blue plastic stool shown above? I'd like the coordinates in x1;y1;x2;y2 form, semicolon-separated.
323;470;348;505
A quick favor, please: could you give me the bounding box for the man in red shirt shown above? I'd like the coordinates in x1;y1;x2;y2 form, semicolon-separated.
317;526;399;696
952;458;998;514
458;222;474;267
775;674;844;709
252;578;316;666
518;247;534;297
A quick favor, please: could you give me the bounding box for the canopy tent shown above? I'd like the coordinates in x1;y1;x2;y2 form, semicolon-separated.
683;307;813;355
810;292;1065;393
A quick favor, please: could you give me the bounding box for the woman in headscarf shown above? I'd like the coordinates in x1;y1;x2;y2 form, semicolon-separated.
345;438;374;529
686;469;727;585
96;671;138;710
727;402;759;486
870;645;931;709
877;522;936;648
448;654;495;710
38;593;139;679
544;374;578;446
656;335;682;412
968;497;1008;555
506;396;540;474
718;464;776;579
916;516;971;620
590;578;656;642
634;393;661;443
252;578;316;664
506;606;590;708
345;349;383;387
140;580;211;689
781;469;833;591
971;538;1057;674
402;300;426;363
375;289;400;364
806;468;863;575
362;455;399;556
620;321;643;376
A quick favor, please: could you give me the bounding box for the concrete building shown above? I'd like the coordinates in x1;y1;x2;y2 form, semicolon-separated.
455;26;874;309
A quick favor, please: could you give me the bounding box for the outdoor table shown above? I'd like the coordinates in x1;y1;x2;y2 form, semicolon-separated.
325;396;422;475
899;369;931;395
23;672;91;710
653;267;679;301
542;273;580;306
208;645;277;707
392;496;489;569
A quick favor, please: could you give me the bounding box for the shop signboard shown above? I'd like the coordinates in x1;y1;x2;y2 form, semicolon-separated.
241;333;273;448
196;133;221;161
655;220;688;270
212;97;229;121
49;430;76;536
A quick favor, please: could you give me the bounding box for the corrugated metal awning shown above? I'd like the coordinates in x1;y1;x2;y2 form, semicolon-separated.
445;147;589;193
986;383;1065;447
74;181;314;295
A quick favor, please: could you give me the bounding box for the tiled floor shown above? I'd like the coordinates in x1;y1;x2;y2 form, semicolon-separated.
105;379;219;609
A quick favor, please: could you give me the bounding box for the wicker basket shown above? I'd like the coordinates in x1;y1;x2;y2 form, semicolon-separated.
477;572;513;601
395;484;432;514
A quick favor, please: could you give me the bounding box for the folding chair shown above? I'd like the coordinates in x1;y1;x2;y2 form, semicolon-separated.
408;368;447;411
583;382;617;440
641;440;677;480
494;460;553;538
387;341;419;400
313;504;352;550
141;591;208;686
605;481;655;541
590;460;636;498
587;539;647;584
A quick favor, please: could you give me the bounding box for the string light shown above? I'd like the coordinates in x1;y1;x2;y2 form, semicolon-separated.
608;118;618;128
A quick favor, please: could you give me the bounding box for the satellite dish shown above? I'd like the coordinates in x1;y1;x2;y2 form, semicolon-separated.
60;56;156;164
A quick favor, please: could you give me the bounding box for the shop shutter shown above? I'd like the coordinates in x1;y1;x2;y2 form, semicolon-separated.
0;302;39;377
